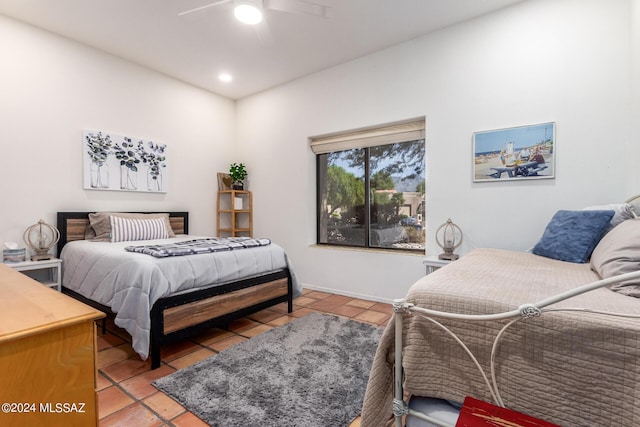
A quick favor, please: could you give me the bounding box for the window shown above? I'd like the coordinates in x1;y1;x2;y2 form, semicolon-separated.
312;119;425;252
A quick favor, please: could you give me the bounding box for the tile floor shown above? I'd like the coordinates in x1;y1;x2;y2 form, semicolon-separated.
96;289;393;426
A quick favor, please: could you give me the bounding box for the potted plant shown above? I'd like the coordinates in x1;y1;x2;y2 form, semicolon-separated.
229;162;247;190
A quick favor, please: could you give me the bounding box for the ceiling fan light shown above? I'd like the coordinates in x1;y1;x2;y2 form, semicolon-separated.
234;2;263;25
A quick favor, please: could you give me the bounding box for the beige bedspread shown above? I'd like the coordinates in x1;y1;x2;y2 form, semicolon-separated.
361;248;640;427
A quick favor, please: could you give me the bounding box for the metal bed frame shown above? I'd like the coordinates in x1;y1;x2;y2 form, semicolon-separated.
57;211;294;369
390;270;640;427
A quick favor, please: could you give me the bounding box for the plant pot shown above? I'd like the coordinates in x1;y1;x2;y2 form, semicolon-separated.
233;184;244;190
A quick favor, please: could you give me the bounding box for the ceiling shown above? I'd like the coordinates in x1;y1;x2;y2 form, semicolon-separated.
0;0;524;99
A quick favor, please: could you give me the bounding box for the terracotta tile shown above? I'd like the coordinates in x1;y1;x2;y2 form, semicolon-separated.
207;334;247;352
171;411;210;427
292;296;316;306
267;314;296;327
227;317;261;333
337;305;369;318
346;299;377;309
290;307;320;318
143;391;185;420
310;302;365;318
98;386;135;419
99;402;163;427
101;356;152;383
119;365;176;400
369;302;393;314
198;332;236;347
98;343;138;369
96;372;113;391
160;339;203;362
240;323;273;338
268;301;292;314
247;308;282;323
192;328;235;346
309;297;355;313
323;294;355;305
354;310;391;325
168;347;215;370
97;333;126;351
304;290;332;300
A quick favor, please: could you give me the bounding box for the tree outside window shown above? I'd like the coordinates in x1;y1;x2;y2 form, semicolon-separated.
317;139;425;252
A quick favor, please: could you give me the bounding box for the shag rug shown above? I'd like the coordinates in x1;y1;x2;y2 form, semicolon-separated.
153;313;383;426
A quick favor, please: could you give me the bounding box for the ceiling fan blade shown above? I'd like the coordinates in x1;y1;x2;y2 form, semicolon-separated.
178;0;233;16
265;0;331;18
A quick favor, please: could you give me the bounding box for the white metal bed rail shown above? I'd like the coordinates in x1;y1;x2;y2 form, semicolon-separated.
391;269;640;427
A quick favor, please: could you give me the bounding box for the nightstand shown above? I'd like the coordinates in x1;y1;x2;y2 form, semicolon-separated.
5;258;62;291
423;256;453;275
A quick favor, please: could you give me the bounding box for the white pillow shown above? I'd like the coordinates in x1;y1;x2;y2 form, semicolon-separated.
583;203;635;230
109;216;169;242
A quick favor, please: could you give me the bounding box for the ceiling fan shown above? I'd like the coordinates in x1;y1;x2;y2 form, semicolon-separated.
178;0;332;25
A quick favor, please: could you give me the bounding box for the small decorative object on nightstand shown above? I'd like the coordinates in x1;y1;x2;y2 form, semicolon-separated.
435;218;463;260
23;219;60;261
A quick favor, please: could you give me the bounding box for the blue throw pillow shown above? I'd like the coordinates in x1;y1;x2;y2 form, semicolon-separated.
532;210;615;263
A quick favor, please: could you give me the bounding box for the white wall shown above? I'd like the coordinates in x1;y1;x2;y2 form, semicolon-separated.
236;0;634;301
2;1;634;303
631;0;640;193
0;15;235;248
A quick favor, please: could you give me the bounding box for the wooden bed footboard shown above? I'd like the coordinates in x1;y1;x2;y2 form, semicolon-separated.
149;269;293;369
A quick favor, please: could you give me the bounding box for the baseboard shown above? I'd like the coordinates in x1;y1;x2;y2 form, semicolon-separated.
299;283;393;304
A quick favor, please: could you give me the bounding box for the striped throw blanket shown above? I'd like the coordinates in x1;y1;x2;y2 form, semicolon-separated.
125;237;271;258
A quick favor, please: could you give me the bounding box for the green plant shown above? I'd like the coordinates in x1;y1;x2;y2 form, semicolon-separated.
229;162;248;185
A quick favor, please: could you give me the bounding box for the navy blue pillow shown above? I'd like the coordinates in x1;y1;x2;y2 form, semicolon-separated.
532;210;615;263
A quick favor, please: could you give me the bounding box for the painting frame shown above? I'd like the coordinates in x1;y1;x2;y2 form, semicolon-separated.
217;172;233;191
83;129;168;193
472;122;555;182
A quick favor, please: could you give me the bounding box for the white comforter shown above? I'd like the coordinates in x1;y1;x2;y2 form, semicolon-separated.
61;235;301;360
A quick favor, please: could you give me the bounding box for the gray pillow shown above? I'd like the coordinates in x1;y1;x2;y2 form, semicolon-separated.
591;218;640;297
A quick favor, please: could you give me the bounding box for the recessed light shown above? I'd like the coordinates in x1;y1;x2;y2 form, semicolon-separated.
234;1;263;25
219;73;233;83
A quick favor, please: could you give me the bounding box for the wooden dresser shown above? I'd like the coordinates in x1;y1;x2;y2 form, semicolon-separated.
0;264;104;427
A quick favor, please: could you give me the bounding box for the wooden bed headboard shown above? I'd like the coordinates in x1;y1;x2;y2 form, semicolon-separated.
56;212;189;256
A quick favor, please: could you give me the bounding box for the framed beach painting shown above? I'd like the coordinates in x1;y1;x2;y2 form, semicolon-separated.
472;122;555;182
83;130;168;193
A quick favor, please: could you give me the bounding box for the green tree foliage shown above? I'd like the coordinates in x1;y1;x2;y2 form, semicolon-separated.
326;165;364;218
329;140;424;181
370;170;395;191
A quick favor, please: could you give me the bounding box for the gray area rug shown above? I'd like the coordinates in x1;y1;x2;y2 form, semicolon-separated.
153;313;383;426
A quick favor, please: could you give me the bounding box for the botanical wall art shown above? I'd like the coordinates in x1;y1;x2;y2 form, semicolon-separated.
472;122;555;182
83;130;168;192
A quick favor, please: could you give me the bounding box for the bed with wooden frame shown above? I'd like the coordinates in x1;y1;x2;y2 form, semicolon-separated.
57;211;295;369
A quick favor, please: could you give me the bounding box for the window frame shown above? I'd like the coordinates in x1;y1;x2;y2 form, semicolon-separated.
312;118;425;253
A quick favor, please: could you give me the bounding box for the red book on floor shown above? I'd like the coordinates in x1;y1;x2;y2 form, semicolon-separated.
455;396;560;427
